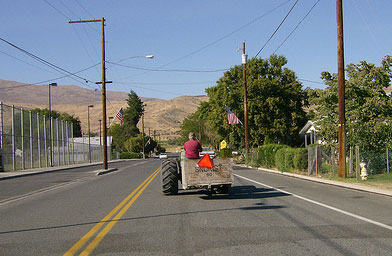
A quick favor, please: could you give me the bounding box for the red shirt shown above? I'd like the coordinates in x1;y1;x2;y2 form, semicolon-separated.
184;139;202;159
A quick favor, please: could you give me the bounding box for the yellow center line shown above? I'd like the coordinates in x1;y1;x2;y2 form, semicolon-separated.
79;168;161;255
64;167;160;256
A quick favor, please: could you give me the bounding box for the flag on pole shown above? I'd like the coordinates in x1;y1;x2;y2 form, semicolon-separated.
145;138;151;147
225;106;242;125
116;108;124;126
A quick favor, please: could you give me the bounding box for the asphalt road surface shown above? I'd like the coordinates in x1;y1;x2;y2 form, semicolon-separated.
1;160;392;255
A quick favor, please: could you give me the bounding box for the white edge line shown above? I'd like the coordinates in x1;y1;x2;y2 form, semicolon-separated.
234;173;392;232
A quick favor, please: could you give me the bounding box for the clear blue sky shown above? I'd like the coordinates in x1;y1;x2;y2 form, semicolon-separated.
1;0;392;100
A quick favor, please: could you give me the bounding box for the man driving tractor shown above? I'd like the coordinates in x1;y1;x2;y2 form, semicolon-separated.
183;132;202;159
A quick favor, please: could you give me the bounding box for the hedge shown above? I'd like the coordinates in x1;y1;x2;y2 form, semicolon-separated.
120;152;143;159
293;148;308;171
218;148;233;158
275;147;308;172
257;144;288;168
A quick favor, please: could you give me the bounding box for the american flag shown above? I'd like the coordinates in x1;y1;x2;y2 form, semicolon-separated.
116;108;124;126
226;106;242;125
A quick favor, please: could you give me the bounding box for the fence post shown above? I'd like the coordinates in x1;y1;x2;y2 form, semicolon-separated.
50;117;54;167
43;115;48;167
356;146;360;181
62;120;65;165
71;123;74;164
349;146;353;175
37;113;41;168
21;108;25;170
387;146;389;174
29;111;33;168
316;145;321;176
57;118;60;165
12;105;16;171
331;146;336;176
66;121;70;165
0;102;3;172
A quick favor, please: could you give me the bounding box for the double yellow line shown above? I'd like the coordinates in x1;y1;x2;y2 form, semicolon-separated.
64;167;161;256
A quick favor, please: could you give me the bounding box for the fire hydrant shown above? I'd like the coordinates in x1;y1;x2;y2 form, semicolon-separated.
360;158;368;181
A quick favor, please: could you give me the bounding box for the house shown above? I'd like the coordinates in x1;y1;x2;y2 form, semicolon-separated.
299;121;320;147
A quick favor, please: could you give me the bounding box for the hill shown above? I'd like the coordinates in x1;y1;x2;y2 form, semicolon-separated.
0;79;208;139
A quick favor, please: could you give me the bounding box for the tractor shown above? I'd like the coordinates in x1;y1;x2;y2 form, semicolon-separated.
161;152;233;195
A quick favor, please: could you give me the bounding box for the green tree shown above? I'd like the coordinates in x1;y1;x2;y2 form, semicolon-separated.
312;56;392;151
31;108;82;137
204;55;307;148
110;90;144;152
180;101;220;148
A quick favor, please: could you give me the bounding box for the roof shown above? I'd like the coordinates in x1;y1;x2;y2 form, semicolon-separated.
299;121;319;134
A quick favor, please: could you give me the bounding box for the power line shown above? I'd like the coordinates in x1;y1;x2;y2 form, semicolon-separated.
273;0;321;54
0;63;100;91
43;0;71;20
0;36;95;84
0;50;57;74
114;82;186;96
254;0;299;58
299;78;324;85
121;0;292;80
106;62;229;73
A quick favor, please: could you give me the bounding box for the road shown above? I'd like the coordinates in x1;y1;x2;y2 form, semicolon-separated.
1;159;392;255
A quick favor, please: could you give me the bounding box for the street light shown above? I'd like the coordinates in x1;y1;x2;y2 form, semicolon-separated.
48;82;57;167
88;105;94;163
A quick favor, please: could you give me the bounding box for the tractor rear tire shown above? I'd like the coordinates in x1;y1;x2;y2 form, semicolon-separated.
161;159;178;195
216;184;231;194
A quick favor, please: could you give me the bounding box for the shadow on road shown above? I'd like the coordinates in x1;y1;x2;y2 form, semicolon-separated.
198;185;290;200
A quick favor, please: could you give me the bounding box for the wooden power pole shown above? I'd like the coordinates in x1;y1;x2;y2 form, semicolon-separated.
69;17;110;169
336;0;346;178
242;42;249;152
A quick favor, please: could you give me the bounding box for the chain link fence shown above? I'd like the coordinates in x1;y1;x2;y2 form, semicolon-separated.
308;145;391;178
0;103;111;172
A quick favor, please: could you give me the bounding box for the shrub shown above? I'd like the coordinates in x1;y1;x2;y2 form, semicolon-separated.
275;147;296;172
218;148;233;158
258;144;288;168
120;152;143;159
294;148;308;171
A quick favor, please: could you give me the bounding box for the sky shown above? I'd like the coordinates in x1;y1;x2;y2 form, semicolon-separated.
1;0;392;100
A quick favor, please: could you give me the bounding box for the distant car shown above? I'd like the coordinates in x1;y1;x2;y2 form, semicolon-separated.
159;153;168;159
199;147;215;158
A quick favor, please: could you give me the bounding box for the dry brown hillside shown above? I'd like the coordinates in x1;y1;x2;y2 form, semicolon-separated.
0;79;208;139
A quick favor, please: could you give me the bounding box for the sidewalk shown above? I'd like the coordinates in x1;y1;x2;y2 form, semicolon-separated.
0;159;132;181
238;164;392;197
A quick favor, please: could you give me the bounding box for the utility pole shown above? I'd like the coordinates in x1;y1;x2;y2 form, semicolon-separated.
69;17;110;169
48;82;57;166
336;0;346;178
242;41;249;152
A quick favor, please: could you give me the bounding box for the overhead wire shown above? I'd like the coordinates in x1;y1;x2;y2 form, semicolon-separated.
0;63;100;90
106;62;229;73
0;50;57;74
273;0;321;54
114;82;186;97
120;0;292;80
0;37;95;85
42;0;71;20
254;0;299;58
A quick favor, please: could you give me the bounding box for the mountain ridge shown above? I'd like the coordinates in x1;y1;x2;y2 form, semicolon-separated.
0;79;208;139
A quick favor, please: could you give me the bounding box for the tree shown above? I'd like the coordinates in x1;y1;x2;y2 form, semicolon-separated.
312;56;392;151
31;108;82;137
204;55;307;148
110;90;144;152
180;101;220;148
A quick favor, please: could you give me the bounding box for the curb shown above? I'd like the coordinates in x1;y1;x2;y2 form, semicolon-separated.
95;168;118;175
0;159;130;181
236;164;392;197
